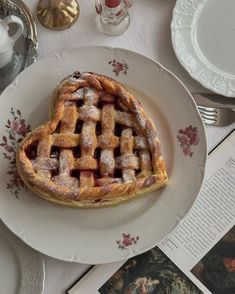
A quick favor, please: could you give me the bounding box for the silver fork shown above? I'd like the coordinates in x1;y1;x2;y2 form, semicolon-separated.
198;106;235;126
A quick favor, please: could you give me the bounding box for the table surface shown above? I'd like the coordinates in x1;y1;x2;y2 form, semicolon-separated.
11;0;235;293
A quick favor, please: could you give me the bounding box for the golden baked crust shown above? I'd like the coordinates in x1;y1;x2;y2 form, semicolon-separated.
16;71;168;208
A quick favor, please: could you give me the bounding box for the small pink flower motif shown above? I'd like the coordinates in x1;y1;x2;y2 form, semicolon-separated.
0;108;31;198
10;119;28;136
177;125;199;157
108;59;129;76
178;133;190;146
183;145;192;157
10;119;19;131
117;233;139;250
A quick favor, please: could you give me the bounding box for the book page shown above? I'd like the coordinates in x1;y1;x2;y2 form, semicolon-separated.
67;248;203;294
159;130;235;293
67;130;235;294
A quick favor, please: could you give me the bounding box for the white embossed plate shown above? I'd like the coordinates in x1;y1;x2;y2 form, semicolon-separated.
0;221;45;294
171;0;235;97
0;46;207;264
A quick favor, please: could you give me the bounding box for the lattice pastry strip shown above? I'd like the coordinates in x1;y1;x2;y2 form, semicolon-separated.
60;104;78;133
69;87;99;187
118;128;136;182
53;149;79;189
99;104;115;175
32;136;55;180
79;121;97;187
17;71;168;208
138;150;152;178
97;102;120;186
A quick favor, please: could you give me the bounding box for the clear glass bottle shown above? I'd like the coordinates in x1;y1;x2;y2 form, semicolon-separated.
94;0;132;36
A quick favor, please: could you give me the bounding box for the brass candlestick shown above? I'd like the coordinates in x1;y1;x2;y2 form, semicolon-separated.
37;0;79;30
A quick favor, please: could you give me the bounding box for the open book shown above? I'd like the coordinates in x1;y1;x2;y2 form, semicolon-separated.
67;129;235;294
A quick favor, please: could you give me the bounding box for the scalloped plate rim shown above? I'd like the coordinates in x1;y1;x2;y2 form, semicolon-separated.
0;221;45;294
171;0;235;98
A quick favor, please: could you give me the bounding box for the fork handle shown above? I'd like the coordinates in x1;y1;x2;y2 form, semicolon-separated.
231;109;235;120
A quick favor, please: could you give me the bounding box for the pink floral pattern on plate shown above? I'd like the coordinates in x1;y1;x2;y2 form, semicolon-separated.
0;108;31;198
177;125;199;157
108;59;129;76
117;233;139;250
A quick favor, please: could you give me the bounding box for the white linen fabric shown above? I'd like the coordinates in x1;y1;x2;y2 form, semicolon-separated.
19;0;235;292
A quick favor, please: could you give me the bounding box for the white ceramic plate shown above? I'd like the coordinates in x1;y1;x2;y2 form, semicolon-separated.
171;0;235;97
0;46;207;264
0;220;45;294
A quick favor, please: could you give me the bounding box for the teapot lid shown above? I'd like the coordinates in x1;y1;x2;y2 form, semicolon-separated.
0;22;11;53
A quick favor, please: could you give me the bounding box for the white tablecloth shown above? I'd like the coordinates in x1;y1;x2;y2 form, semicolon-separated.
19;0;235;293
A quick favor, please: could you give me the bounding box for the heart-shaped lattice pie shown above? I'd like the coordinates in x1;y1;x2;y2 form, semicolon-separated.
16;72;168;207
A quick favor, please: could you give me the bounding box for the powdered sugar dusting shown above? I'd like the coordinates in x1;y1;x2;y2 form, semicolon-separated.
85;88;97;104
47;182;79;199
100;150;114;169
135;111;146;130
32;158;58;171
115;111;134;128
79;104;101;122
82;104;99;115
64;101;76;106
116;156;129;166
74;88;85;99
53;174;79;188
140;151;151;163
82;132;92;148
134;136;147;149
146;125;157;147
82;123;95;148
140;151;151;171
59;152;70;175
99;133;110;145
115;155;139;169
123;170;135;182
